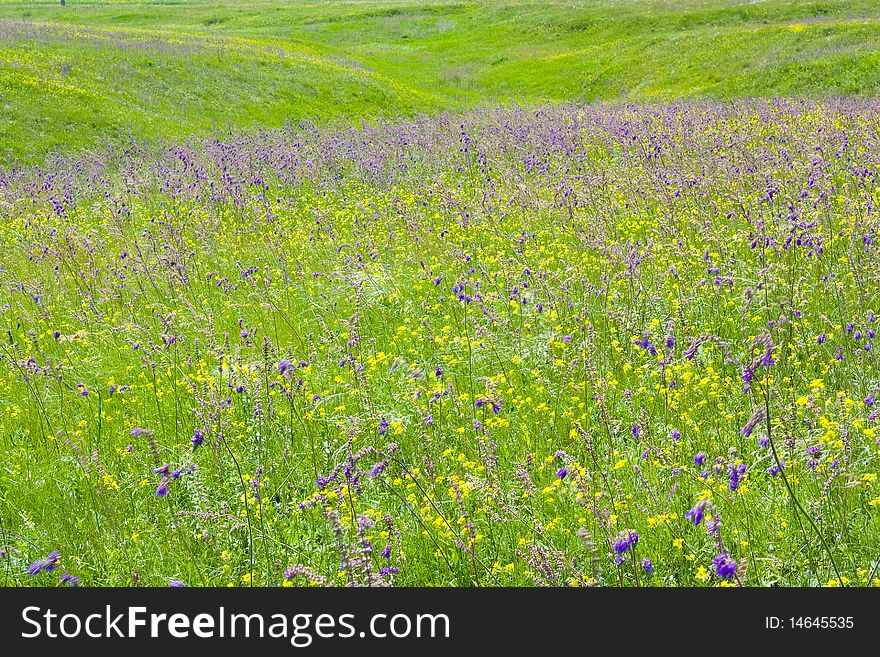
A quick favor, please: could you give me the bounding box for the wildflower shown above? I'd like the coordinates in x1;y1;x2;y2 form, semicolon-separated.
866;394;876;407
60;572;79;587
686;500;708;526
729;463;746;491
712;554;738;580
740;408;764;438
556;466;569;480
191;429;205;449
169;580;185;588
278;359;293;375
641;558;653;575
130;427;152;438
612;530;639;564
28;552;61;576
369;460;388;478
378;417;389;434
705;514;721;537
694;452;707;467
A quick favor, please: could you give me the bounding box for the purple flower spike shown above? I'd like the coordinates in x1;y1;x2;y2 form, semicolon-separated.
27;552;61;577
712;554;738;580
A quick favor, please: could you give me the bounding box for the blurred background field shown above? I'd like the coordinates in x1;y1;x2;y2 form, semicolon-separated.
1;0;879;162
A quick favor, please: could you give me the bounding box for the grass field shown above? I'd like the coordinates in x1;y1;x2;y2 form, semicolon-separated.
1;1;880;162
2;2;880;588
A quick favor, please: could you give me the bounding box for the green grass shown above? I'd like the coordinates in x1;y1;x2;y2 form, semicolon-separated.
1;0;880;162
2;2;880;590
2;99;880;587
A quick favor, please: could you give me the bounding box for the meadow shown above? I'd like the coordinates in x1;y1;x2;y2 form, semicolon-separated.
2;0;880;162
1;2;880;588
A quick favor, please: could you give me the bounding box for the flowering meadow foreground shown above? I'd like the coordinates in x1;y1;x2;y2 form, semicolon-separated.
1;99;879;587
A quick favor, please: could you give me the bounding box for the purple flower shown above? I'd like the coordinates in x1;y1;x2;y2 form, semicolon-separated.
191;429;205;449
556;466;569;480
60;572;79;587
169;579;185;587
694;452;707;467
712;554;738;580
27;552;61;576
155;479;169;498
631;424;640;439
758;436;769;448
705;514;721;537
686;500;707;526
130;427;152;438
378;417;389;435
641;558;653;575
729;463;746;491
670;428;681;441
866;394;876;407
278;359;293;375
612;530;639;564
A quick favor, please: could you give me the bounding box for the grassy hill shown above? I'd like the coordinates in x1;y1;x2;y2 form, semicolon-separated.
1;0;879;160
